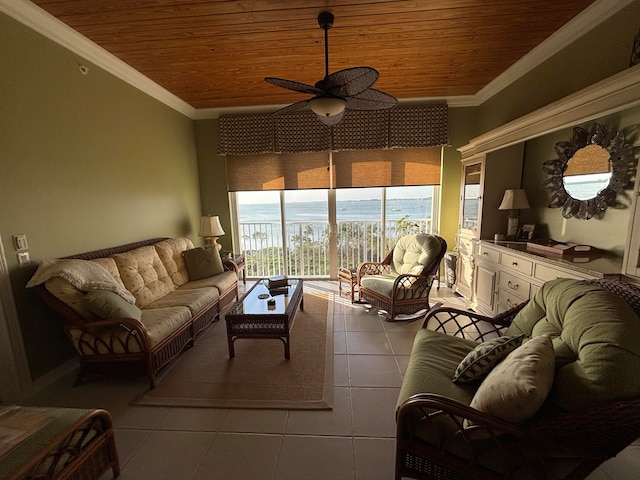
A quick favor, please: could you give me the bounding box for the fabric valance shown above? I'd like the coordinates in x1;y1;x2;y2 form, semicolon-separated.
218;103;448;155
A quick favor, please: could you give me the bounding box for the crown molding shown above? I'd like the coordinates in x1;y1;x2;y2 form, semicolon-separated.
458;64;640;159
1;0;628;120
0;0;196;118
475;0;633;103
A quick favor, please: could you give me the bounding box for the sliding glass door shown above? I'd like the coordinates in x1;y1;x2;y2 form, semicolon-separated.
234;185;436;279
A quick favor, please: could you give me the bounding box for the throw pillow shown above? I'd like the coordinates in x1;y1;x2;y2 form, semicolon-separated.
84;289;142;321
467;335;555;425
182;246;224;281
452;335;524;383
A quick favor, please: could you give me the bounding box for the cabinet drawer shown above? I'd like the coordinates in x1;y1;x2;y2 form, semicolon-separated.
477;244;500;264
500;253;533;276
533;263;591;282
498;271;531;299
498;287;528;311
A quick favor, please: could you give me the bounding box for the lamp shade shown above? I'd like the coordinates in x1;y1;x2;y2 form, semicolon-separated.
309;96;346;117
499;189;530;210
198;215;225;237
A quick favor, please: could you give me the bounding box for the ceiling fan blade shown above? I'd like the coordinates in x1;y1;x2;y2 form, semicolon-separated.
265;77;324;95
345;88;398;111
316;67;379;97
271;99;310;115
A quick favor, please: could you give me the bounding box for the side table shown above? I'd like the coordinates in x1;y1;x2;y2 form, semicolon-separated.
224;254;246;284
338;267;358;303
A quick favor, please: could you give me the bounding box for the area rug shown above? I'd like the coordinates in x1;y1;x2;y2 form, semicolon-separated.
132;289;334;409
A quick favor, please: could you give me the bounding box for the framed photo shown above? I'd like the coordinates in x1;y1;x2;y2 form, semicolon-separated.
517;224;537;241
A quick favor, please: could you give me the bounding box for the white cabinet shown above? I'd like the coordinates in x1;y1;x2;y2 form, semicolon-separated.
471;241;623;316
623;177;640;278
455;143;524;305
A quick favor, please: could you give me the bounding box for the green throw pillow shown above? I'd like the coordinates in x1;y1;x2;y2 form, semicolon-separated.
182;246;224;281
452;334;524;383
84;289;142;321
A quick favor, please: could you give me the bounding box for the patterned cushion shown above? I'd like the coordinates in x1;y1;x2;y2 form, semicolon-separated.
452;335;524;383
467;335;555;426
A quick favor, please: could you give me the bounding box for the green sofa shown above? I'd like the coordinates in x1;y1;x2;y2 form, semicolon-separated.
396;278;640;480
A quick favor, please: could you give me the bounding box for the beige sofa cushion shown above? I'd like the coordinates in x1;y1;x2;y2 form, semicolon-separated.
112;246;175;308
180;270;238;296
154;238;194;287
146;288;218;316
68;306;191;352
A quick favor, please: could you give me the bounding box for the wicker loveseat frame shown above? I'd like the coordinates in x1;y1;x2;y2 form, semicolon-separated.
33;238;238;388
358;234;447;321
0;407;119;480
396;280;640;480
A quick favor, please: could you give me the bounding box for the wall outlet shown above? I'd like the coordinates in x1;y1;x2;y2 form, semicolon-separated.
13;234;28;251
17;251;31;268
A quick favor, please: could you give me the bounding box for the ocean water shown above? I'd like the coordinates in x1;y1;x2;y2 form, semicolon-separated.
238;198;433;223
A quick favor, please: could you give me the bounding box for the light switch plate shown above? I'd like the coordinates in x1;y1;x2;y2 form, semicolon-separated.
17;251;31;267
13;234;28;251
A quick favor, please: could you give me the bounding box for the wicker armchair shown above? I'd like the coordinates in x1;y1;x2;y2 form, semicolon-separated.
357;233;446;321
396;282;640;480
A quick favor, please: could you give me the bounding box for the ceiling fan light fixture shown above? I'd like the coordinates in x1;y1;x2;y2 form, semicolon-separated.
309;96;346;117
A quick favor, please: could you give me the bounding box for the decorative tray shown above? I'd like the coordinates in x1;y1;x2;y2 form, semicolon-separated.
526;239;601;256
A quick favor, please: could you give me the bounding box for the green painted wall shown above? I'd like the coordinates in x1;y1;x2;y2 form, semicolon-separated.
1;13;202;379
194;119;233;251
521;106;640;256
477;0;640;134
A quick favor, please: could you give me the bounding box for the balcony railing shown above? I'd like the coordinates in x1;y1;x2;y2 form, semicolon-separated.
239;218;431;278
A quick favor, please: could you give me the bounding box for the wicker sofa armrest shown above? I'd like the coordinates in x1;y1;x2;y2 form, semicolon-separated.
398;392;524;437
68;317;151;356
422;302;527;342
396;393;527;479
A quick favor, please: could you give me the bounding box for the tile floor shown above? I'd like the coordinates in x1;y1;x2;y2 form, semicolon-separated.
19;281;639;480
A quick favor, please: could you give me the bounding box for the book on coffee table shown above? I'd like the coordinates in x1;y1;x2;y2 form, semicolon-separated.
268;275;289;288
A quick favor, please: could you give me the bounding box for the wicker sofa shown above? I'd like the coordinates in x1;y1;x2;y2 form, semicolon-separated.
396;278;640;480
30;237;239;388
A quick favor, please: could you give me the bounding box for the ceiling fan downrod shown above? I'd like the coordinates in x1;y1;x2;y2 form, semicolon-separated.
318;12;334;79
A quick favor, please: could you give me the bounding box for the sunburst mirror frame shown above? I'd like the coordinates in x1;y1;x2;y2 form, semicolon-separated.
543;123;634;220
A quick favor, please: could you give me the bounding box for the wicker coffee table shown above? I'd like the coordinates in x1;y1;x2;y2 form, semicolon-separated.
224;278;303;359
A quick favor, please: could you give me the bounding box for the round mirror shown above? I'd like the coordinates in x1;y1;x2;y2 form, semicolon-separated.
543;124;633;220
562;145;611;201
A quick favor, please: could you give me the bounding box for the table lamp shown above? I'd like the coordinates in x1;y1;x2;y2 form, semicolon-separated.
199;215;225;251
498;189;530;239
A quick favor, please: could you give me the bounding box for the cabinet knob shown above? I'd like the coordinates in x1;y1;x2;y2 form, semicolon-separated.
512;261;518;266
508;281;519;290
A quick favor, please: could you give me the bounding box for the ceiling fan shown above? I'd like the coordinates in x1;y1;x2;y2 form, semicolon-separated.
265;11;398;126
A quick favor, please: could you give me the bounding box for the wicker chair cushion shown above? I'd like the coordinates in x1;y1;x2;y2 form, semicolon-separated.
505;278;640;410
154;238;194;288
391;233;442;275
112;246;175;308
467;335;556;425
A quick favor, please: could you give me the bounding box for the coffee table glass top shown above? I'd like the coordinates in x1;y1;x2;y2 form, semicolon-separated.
232;278;302;315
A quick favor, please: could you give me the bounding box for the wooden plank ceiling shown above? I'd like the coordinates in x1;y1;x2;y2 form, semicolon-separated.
31;0;597;110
